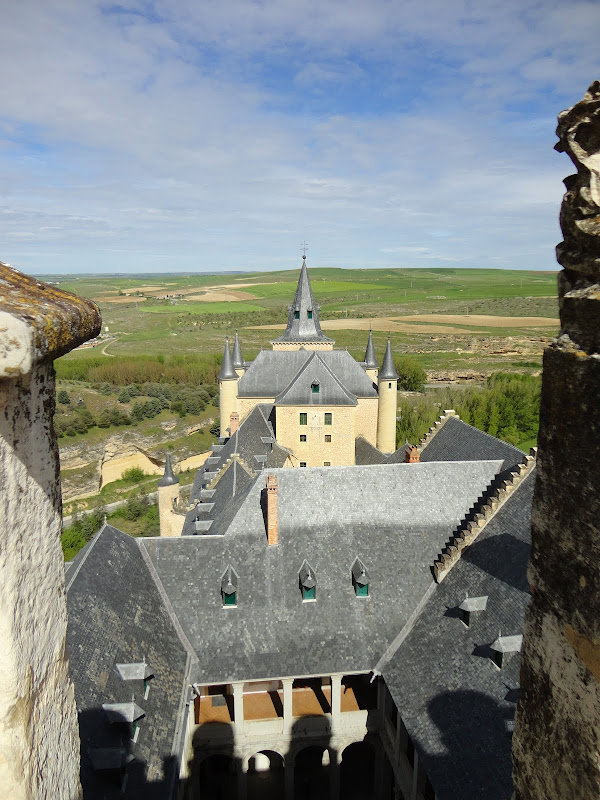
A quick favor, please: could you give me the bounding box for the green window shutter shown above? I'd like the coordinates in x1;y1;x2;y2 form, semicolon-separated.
312;383;319;394
324;413;332;425
307;311;313;319
303;585;316;600
300;413;307;425
223;591;236;606
356;583;369;597
294;311;300;319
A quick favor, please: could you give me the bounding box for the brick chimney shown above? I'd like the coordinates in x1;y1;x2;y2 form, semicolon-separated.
266;473;278;545
405;444;420;463
229;411;240;435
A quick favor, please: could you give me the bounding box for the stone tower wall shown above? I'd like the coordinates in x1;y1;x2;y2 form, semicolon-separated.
0;263;101;799
158;482;182;537
219;378;239;438
376;378;398;454
512;82;600;800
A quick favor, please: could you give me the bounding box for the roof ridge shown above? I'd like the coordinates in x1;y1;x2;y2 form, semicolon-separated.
433;449;537;582
65;522;108;592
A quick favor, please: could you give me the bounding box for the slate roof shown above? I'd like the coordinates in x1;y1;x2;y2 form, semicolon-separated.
218;336;237;380
273;256;334;344
275;351;358;406
238;349;378;400
379;336;399;380
142;460;502;684
354;436;410;466
66;524;190;800
364;330;377;369
382;472;534;800
420;416;525;472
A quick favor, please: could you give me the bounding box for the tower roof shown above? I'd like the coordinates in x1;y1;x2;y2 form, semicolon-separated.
364;329;377;368
218;337;237;380
158;453;178;486
274;256;334;344
379;336;399;380
232;330;244;369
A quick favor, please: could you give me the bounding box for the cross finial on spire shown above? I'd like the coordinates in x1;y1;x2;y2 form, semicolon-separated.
301;240;308;258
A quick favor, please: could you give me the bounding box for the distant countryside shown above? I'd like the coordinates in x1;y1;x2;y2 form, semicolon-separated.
50;266;558;557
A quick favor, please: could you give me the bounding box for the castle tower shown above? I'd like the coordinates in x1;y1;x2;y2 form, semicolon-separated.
0;262;100;799
363;329;378;382
376;336;399;453
232;330;245;377
272;255;335;351
218;336;239;437
158;453;182;537
513;82;600;800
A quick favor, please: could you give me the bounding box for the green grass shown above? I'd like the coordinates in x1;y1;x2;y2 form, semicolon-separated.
142;301;265;314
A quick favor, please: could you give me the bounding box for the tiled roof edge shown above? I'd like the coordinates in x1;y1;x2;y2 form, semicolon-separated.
206;453;255;490
137;540;198;662
433;448;538;583
65;521;108;592
417;409;458;451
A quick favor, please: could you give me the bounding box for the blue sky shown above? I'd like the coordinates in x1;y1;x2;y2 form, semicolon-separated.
1;0;598;274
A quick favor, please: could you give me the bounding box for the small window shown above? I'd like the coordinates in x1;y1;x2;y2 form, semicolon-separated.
294;310;300;319
324;413;332;425
311;383;319;394
303;585;316;601
143;679;151;700
325;434;331;443
307;310;313;319
223;591;237;607
356;583;369;597
132;721;140;743
300;413;307;425
324;461;331;466
300;434;307;442
389;382;392;389
300;462;307;467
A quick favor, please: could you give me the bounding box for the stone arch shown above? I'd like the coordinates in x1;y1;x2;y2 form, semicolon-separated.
244;749;285;772
340;740;376;799
246;749;285;800
196;752;237;800
293;744;333;798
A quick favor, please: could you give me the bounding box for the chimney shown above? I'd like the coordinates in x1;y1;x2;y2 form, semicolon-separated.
405;444;420;463
229;412;240;435
266;473;278;545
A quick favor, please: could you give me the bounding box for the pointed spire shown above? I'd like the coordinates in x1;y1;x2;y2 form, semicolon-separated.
218;336;237;380
379;336;399;380
158;452;178;486
364;329;377;368
274;256;334;344
232;330;244;369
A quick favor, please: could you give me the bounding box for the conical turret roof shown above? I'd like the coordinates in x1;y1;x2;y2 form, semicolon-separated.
232;330;244;369
274;256;334;344
158;453;178;486
364;329;377;368
379;336;399;380
219;337;237;380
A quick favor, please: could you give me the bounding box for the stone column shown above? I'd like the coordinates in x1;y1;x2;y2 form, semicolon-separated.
232;682;245;734
0;263;100;800
282;678;294;732
330;674;342;733
513;82;600;800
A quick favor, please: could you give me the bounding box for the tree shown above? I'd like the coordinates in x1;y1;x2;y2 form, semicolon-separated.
57;389;70;405
117;387;131;403
394;358;426;392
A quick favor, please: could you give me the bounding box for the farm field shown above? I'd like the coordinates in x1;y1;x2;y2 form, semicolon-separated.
47;266;558;518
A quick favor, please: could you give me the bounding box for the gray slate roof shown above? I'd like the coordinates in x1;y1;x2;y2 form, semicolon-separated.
354;436;410;466
420;416;524;472
238;349;378;400
275;351;358;406
364;330;377;369
66;524;190;800
142;460;502;684
273;257;334;344
379;336;399;380
382;472;534;800
218;336;237;380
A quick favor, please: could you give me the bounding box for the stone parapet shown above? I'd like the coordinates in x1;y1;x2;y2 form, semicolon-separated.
0;264;100;799
433;449;537;583
417;409;458;452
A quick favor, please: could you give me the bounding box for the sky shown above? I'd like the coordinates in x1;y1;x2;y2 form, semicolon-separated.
1;1;599;274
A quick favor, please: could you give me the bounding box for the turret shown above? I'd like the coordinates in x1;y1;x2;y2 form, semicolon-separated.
376;336;398;454
272;255;334;351
218;336;239;437
232;330;245;377
363;329;378;382
158;453;183;537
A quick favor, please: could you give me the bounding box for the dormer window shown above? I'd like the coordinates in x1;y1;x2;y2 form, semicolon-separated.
299;560;317;601
294;311;300;319
490;634;523;669
221;565;238;608
115;660;154;699
458;595;488;627
307;310;313;319
311;381;320;394
351;557;370;597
